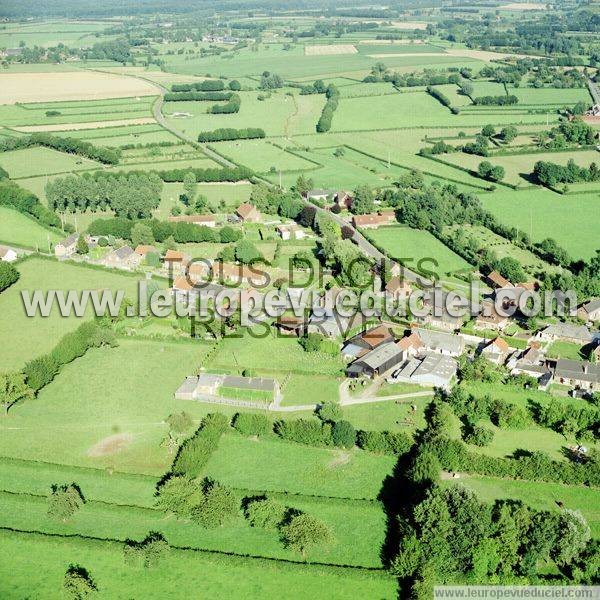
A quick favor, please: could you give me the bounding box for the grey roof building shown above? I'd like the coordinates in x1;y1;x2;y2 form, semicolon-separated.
413;327;465;356
346;342;405;378
390;351;457;390
554;359;600;391
536;323;594;345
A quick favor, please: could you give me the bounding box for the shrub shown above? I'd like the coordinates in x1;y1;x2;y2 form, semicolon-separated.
63;565;97;599
357;430;413;454
332;420;356;448
124;532;170;569
463;424;494;446
232;412;271;437
490;400;531;429
172;413;229;476
280;513;333;557
274;418;329;446
0;261;19;292
197;128;265;142
48;483;84;521
317;400;343;423
244;496;286;529
191;478;238;528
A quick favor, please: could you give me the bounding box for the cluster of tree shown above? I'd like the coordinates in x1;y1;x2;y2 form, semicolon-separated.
249;183;305;223
363;62;466;88
163;91;233;102
538;118;596;150
259;71;284;90
534;398;599;442
24;321;117;394
46;172;163;219
245;496;333;558
81;38;132;63
197;127;265;142
0;133;121;165
298;332;338;356
419;140;456;156
156;475;238;528
94;165;252;183
0;262;19;293
123;532;170;569
171;80;227;92
477;161;505;183
217;238;263;265
533;159;600;187
316;211;373;288
298;79;327;95
316;84;340;133
171;413;228;477
462;134;490;157
209;93;241;114
47;483;85;521
63;565;97;599
473;94;518;106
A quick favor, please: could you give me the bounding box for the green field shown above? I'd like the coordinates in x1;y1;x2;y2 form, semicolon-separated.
479;187;600;260
0;206;62;249
204;434;396;499
0;258;145;371
367;225;473;277
0;146;102;178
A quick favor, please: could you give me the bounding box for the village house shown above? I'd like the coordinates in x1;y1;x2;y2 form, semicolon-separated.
163;249;191;275
352;211;396;230
389;352;457;390
346;341;405;378
187;260;212;283
54;233;78;258
168;214;217;227
385;276;413;301
535;322;594;345
333;191;353;210
578;299;600;324
307;309;366;339
554;358;600;393
474;301;511;332
274;315;307;337
480;337;511;365
214;261;268;287
276;223;305;241
417;310;464;333
0;246;18;262
304;189;334;203
486;270;512;290
102;245;141;270
172;276;197;302
174;373;278;403
134;245;158;259
342;324;394;359
400;327;465;357
236;203;261;223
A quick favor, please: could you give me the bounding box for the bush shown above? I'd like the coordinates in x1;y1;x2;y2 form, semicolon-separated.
0;261;19;292
316;84;340;133
463;424;494;446
123;532;170;569
232;412;271;437
317;401;343;423
357;430;413;455
191;478;238;528
280;513;333;557
490;400;531;429
274;418;330;446
0;179;60;229
47;483;84;521
63;565;97;599
244;496;286;529
332;420;356;448
172;413;229;476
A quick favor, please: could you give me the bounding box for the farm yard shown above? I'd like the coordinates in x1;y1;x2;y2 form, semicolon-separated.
0;6;599;599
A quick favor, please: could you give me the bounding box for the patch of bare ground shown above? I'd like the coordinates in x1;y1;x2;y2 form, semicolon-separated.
87;433;134;457
14;118;156;133
329;450;352;468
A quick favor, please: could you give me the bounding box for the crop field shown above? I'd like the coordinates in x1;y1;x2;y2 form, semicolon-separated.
367;225;473;277
304;44;357;55
507;86;591;106
479;187;600;260
0;207;62;249
0;71;159;104
0;96;156;128
0;20;112;48
0;146;102;178
0;258;145;372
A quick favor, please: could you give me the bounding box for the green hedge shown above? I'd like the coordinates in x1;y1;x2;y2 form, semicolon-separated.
197;128;265;143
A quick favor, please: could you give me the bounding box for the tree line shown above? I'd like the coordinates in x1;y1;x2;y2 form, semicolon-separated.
197;128;265;142
46;173;163;219
0;133;121;165
316;84;340;133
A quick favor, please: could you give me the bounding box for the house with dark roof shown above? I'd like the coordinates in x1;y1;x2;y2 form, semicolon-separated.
102;245;141;270
346;341;405;378
535;323;594;345
554;359;600;392
54;233;78;258
578;299;600;323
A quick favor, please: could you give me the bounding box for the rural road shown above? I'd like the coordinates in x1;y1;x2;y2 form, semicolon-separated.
150;83;237;169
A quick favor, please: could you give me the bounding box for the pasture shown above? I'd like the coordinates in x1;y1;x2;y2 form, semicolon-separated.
0;146;102;178
366;225;473;277
204;434;396;499
0;207;62;249
479;187;600;260
0;258;144;372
